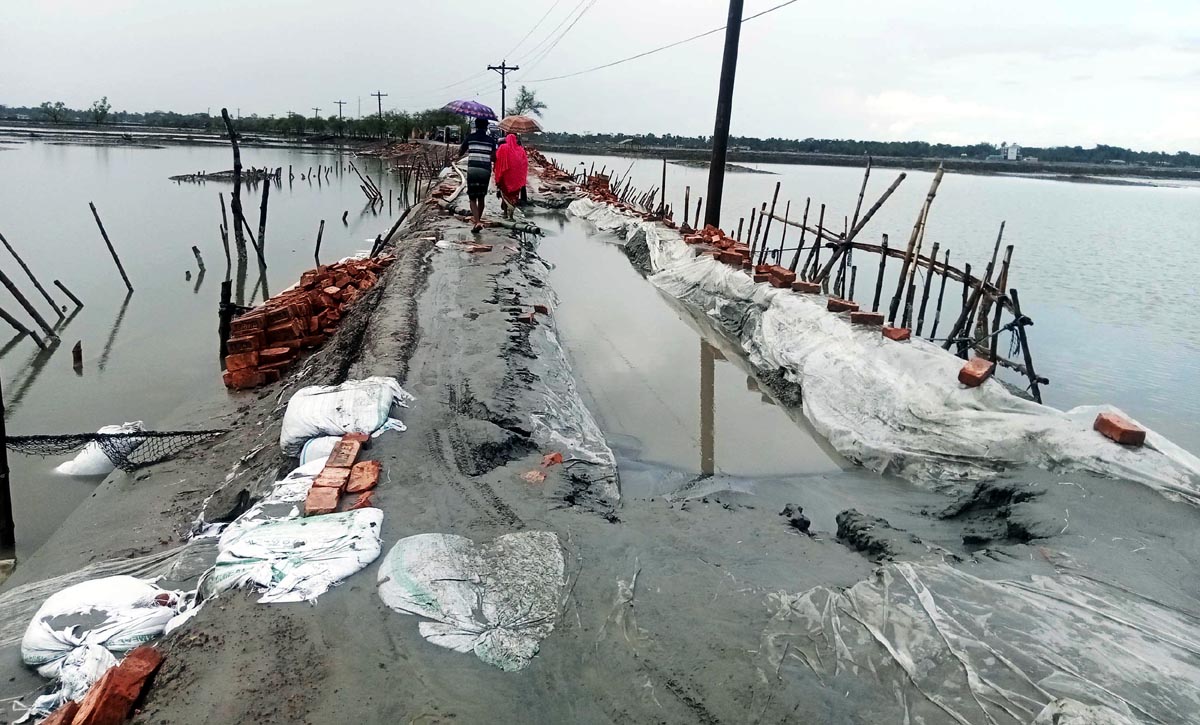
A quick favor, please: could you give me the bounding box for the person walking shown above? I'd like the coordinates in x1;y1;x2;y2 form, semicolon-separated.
460;117;497;233
493;133;528;220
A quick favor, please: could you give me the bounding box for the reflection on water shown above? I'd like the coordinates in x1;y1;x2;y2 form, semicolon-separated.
699;339;714;476
0;139;409;556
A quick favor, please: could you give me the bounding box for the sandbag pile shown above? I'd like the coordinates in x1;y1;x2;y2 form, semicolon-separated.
222;255;395;390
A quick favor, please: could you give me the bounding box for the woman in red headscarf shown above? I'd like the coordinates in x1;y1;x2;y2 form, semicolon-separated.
493;133;528;220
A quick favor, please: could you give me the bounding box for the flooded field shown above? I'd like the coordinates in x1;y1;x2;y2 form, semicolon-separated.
547;152;1200;454
0;137;404;555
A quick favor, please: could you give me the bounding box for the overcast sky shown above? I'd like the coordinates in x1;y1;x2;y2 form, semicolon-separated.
4;0;1198;152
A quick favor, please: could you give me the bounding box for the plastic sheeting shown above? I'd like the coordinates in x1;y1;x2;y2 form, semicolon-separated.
279;377;413;454
17;576;185;721
377;531;566;671
54;422;145;476
200;508;383;604
568;198;1200;503
761;561;1200;725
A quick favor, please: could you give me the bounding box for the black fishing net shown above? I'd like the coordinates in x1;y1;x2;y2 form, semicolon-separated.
5;430;226;471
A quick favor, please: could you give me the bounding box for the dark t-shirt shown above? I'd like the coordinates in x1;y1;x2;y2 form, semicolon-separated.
460;131;496;174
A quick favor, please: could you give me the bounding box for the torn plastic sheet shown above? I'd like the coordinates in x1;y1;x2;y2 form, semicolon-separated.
763;561;1200;725
568;198;1200;502
200;508;383;604
279;376;413;455
377;531;566;671
17;576;185;721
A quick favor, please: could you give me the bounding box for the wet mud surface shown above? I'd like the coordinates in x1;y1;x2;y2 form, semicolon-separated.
1;169;1199;724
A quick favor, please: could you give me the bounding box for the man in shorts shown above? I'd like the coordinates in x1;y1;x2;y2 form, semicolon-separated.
460;117;497;233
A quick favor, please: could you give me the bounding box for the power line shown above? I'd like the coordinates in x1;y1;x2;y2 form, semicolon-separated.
503;0;565;58
518;0;598;77
526;0;800;83
513;0;591;64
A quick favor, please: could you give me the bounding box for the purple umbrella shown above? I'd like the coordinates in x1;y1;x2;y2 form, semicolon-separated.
442;100;497;120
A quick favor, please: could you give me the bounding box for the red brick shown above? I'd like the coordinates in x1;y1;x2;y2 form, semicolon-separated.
467;244;493;253
230;311;266;335
718;250;743;265
224;351;259;372
260;347;296;366
72;646;162;725
518;311;537;324
348;490;375;510
768;266;797;287
850;311;884;326
41;701;79;725
753;272;770;283
333;273;352;288
313;467;351;490
827;298;859;313
265;320;303;344
542;451;564;467
301;334;327;349
323;285;343;300
958;357;996;387
326;438;362;468
792;281;822;294
533;304;550;315
882;326;911;341
222;369;265;390
300;271;319;288
226;332;265;354
1094;412;1146;447
304;486;339;516
346;460;381;493
343;432;370;444
260;368;282;384
265;306;297;325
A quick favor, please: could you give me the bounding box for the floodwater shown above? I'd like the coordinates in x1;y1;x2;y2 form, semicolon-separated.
546;152;1200;455
0;136;406;556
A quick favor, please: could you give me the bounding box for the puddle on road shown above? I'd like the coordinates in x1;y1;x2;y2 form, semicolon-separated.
536;212;846;498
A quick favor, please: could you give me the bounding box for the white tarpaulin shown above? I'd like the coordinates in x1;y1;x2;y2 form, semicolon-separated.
279;377;413;454
377;531;566;671
201;508;383;604
762;561;1200;725
568;198;1200;503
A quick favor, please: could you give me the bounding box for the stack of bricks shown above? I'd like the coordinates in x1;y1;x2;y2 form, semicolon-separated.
683;225;753;269
222;255;396;390
303;433;382;516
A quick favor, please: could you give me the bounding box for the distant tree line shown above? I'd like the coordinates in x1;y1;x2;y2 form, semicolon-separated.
538;131;1198;168
0;101;466;140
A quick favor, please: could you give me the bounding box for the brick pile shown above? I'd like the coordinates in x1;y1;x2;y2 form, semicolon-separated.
223;255;396;390
43;646;164;725
303;433;381;516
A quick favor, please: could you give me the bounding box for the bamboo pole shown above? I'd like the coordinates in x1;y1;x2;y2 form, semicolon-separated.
871;235;889;312
0;305;42;347
191;246;205;272
0;232;62;318
801;204;826;281
52;280;83;309
0;374;13;549
683;186;691;228
887;165;943;324
219;109;248;261
850;155;872;231
774;199;791;263
929;249;951;339
1009;289;1042;404
87;203;134;293
989;245;1014;361
257;175;270;253
314;220;325;267
787;198;811;272
0;267;55;339
914;242;940;335
759;181;781;264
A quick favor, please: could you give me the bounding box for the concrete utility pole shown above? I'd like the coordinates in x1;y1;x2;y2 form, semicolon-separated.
488;60;520;116
334;100;347;120
312;107;321;120
704;0;744;229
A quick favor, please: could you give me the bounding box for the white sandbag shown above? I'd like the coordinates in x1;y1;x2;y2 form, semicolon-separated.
377;531;565;671
54;422;145;476
299;435;342;465
201;508;383;603
279;377;413;454
21;575;182;677
16;644;117;723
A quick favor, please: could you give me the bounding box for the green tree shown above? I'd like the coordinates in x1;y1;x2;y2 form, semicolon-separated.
88;96;112;125
39;100;67;123
507;86;546;118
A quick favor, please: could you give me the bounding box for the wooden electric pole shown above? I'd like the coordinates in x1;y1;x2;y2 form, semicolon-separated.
334;100;347;120
704;0;745;229
312;107;321;120
371;91;387;121
488;61;520;116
